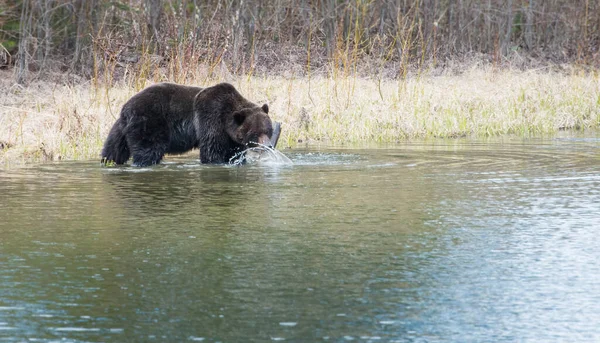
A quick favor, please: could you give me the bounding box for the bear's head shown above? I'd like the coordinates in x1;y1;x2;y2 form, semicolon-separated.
228;104;274;148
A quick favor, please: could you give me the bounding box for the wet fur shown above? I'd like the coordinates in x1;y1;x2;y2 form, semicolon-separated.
101;82;272;166
193;83;273;164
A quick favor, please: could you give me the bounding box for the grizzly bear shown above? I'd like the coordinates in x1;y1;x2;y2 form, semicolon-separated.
101;82;278;166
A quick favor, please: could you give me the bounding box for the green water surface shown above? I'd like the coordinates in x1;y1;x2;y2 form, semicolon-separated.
1;136;599;342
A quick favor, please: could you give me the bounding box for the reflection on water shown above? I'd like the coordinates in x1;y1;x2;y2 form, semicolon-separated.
1;135;600;342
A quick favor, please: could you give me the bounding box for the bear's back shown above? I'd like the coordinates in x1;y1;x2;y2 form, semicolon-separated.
122;83;203;120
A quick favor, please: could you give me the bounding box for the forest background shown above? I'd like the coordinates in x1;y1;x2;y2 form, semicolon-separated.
1;0;599;163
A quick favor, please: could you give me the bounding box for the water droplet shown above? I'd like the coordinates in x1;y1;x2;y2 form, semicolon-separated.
279;322;297;327
379;320;395;325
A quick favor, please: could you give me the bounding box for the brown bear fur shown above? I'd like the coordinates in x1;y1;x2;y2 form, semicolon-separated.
101;82;274;166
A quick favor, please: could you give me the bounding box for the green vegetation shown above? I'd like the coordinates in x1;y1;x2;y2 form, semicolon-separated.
2;68;599;165
0;1;599;165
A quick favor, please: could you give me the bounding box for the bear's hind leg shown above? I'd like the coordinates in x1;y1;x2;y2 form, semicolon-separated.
130;144;167;167
102;118;130;164
126;117;170;167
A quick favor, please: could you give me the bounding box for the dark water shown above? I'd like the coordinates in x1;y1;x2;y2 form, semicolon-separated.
1;136;600;342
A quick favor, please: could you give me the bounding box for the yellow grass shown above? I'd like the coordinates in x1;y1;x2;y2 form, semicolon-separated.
1;67;599;166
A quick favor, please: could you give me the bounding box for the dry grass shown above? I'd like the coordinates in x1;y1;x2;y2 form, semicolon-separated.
1;66;599;166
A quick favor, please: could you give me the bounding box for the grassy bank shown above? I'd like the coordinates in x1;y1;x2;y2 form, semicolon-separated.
1;66;599;165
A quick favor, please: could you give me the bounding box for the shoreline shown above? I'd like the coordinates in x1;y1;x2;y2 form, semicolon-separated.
1;67;599;166
2;132;599;170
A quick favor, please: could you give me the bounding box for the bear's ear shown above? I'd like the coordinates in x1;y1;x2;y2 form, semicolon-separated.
233;111;246;125
261;104;269;114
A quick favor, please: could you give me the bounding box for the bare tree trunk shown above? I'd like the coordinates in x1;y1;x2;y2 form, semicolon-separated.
231;0;245;71
16;0;32;84
322;0;336;57
379;2;387;36
502;0;513;55
485;0;491;53
146;0;162;50
41;0;52;70
191;0;201;50
524;0;534;50
71;0;85;71
458;0;463;52
34;0;43;63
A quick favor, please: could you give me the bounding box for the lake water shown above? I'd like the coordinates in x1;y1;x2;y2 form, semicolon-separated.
1;136;599;342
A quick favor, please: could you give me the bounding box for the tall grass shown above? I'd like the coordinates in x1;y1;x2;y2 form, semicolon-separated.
1;1;599;165
1;66;599;165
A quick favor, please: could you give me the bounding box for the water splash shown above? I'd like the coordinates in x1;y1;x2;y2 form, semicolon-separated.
229;144;293;166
